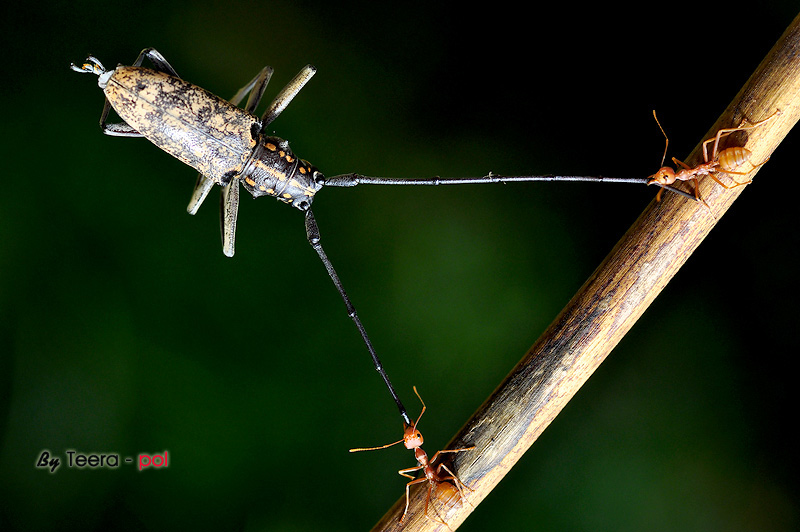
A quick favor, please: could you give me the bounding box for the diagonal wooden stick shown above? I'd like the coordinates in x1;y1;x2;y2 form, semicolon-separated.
370;12;800;532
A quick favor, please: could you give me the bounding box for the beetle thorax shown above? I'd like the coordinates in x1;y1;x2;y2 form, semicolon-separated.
239;135;323;210
97;68;114;89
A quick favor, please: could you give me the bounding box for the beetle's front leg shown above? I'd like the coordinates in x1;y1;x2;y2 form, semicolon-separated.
99;98;142;137
100;48;180;138
133;48;180;77
100;48;181;137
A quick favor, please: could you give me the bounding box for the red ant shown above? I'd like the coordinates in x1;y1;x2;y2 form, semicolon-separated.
350;386;474;526
647;110;778;202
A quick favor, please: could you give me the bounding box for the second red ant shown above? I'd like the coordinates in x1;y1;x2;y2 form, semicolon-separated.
350;386;474;526
647;110;779;202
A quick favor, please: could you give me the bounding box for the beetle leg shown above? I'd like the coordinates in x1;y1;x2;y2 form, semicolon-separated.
261;65;316;127
82;50;170;137
133;48;180;77
97;51;172;137
99;99;143;137
232;66;274;113
187;67;275;215
220;177;241;257
187;174;215;215
100;123;142;137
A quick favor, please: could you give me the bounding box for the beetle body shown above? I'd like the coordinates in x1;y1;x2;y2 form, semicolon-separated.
86;56;323;213
105;66;260;183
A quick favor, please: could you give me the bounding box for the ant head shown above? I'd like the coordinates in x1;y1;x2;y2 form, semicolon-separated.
403;423;424;450
647;167;675;186
403;385;427;450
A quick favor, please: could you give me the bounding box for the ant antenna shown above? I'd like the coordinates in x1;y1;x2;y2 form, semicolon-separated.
652;110;669;167
350;385;427;453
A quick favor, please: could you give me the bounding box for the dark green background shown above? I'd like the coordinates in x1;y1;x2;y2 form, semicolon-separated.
1;2;798;531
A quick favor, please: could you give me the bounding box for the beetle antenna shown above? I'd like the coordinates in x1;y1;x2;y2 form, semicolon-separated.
70;55;106;75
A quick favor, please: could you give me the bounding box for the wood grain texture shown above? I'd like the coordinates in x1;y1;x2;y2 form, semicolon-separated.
370;12;800;532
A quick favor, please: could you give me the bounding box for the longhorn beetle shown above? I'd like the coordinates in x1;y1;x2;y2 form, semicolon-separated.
71;48;697;426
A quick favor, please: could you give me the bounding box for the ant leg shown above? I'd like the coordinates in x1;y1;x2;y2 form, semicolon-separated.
703;129;739;163
399;464;425;480
430;447;475;461
749;156;770;170
424;484;454;529
430;450;474;491
671;157;692;171
423;485;438;525
439;464;473;493
706;165;757;189
713;154;771;189
437;464;475;516
690;177;701;200
401;477;428;522
703;111;780;161
707;174;750;189
261;65;316;127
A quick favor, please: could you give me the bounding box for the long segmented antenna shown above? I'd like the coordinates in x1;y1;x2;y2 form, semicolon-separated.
349;386;426;453
323;173;701;202
70;55;106;75
305;210;412;426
